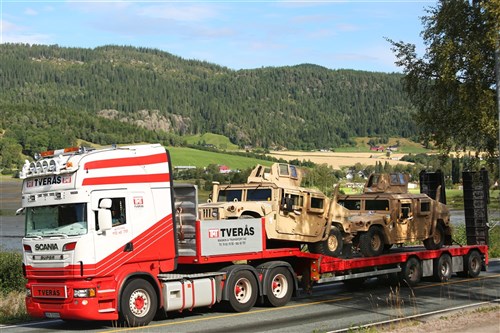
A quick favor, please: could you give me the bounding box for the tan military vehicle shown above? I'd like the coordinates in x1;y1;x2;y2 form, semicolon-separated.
198;163;352;257
338;173;452;257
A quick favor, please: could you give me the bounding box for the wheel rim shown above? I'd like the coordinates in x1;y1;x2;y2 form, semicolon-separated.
129;289;151;318
371;233;382;251
328;235;339;252
441;260;450;277
271;274;289;299
234;277;252;303
408;264;417;280
471;256;480;272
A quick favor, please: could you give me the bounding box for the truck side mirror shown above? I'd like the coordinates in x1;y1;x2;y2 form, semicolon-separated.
98;209;112;232
98;198;112;232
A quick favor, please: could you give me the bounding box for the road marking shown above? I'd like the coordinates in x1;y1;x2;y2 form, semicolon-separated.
101;296;353;332
414;273;500;289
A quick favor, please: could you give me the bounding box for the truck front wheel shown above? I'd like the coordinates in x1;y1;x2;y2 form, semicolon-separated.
226;270;258;312
119;279;158;327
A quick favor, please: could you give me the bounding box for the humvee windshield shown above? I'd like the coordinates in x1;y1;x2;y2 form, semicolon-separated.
218;189;243;202
247;188;272;201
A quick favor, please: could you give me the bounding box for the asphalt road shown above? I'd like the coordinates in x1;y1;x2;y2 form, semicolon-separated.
2;260;499;333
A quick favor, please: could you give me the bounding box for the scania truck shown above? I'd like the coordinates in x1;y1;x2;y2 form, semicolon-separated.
18;144;488;326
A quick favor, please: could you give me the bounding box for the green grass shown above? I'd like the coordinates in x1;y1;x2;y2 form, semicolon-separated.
183;133;239;150
167;146;272;170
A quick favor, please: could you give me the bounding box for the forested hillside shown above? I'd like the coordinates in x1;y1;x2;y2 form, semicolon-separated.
1;44;417;164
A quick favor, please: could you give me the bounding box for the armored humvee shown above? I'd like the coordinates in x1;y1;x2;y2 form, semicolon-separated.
198;163;352;256
338;173;452;257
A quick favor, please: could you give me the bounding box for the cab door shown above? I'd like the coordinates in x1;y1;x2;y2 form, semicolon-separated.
90;190;134;277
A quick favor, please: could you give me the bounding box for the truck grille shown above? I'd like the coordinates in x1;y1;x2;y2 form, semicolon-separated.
199;208;215;220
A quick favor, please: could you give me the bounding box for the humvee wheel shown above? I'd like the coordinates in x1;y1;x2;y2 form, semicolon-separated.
310;226;343;257
359;227;385;257
424;223;445;250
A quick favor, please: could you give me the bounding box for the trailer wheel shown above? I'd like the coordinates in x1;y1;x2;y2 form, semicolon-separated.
119;279;157;327
433;253;452;282
359;227;385;257
226;270;258;312
423;223;445;250
399;257;422;287
461;251;482;278
264;267;293;307
310;226;343;257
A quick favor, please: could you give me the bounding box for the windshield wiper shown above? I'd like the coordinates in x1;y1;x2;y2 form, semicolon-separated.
44;233;69;239
25;235;43;240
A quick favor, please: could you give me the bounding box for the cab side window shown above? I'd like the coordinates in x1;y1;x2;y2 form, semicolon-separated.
110;198;126;226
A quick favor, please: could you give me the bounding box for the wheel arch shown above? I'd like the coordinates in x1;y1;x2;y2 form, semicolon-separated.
240;211;262;218
117;272;162;313
255;261;298;297
219;264;262;301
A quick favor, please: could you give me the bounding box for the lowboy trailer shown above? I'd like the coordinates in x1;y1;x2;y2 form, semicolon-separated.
18;144;488;326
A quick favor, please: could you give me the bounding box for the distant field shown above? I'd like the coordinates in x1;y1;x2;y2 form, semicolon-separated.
268;151;413;169
336;137;431;154
167;146;271;170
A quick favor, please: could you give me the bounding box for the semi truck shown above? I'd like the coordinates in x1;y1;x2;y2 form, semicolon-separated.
18;144;488;327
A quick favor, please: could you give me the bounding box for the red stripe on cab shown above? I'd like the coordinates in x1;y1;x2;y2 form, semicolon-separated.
82;173;170;186
84;153;168;170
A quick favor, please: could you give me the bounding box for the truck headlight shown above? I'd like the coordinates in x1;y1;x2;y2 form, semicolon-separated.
73;288;96;298
26;288;32;297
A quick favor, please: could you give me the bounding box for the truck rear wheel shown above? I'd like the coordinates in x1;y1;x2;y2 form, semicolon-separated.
264;267;293;307
433;253;452;282
399;257;422;287
424;223;445;250
359;227;384;257
310;226;343;257
119;279;157;327
226;270;258;312
459;250;482;278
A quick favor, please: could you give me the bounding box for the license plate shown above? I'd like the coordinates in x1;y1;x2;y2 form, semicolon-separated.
32;285;67;298
45;312;61;319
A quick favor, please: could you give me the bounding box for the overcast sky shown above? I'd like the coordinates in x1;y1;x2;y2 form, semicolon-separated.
1;1;436;73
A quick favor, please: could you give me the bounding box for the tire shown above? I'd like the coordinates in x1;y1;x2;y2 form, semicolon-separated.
433;253;452;282
461;251;482;278
399;257;422;287
424;223;445;250
264;267;293;307
226;270;258;312
310;226;343;257
119;279;158;327
359;227;385;257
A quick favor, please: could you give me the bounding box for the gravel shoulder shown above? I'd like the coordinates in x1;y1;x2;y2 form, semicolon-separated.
379;304;500;333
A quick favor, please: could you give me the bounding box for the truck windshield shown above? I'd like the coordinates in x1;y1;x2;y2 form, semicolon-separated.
25;203;88;237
